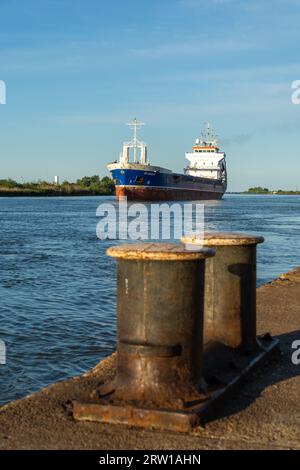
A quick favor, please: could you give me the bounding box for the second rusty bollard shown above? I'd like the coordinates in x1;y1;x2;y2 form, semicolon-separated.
181;232;264;351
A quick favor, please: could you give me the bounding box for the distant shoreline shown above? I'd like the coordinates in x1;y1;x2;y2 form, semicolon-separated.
0;189;115;197
1;191;300;197
239;186;300;195
0;176;115;198
0;181;299;198
227;191;300;196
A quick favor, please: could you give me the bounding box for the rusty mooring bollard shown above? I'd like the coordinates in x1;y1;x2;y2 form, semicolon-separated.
73;242;215;431
103;243;215;406
181;232;264;351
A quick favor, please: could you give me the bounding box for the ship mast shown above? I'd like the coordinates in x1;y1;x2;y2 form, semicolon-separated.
126;118;145;163
201;122;218;146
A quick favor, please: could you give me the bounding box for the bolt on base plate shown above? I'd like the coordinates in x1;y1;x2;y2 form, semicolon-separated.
72;335;280;433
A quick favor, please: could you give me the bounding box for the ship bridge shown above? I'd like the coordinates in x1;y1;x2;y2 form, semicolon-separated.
185;123;227;181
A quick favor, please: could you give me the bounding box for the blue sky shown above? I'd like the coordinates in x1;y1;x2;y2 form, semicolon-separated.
0;0;300;191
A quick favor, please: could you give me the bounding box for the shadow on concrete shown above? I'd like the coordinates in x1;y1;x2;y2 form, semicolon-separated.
202;328;300;424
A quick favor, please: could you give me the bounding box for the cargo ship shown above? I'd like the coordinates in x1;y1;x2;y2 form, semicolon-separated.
107;119;227;201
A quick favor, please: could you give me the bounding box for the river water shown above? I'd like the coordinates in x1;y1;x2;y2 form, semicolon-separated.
0;194;299;404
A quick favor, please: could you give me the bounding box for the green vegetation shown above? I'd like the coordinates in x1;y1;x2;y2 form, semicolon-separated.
246;187;270;194
75;175;115;194
0;176;115;197
244;187;300;195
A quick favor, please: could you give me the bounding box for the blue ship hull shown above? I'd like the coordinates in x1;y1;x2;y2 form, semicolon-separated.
110;167;226;201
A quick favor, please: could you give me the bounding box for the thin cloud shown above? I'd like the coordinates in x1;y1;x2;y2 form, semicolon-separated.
131;38;255;59
0;39;116;73
142;64;300;83
179;0;298;7
179;0;238;6
51;95;293;128
51;114;122;125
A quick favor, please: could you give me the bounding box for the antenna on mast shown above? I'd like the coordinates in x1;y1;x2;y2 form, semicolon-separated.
201;122;218;146
126;118;145;163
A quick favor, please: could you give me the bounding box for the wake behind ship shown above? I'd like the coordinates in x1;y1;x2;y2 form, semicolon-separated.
107;119;227;201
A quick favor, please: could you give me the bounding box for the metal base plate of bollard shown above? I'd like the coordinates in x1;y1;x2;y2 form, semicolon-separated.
73;334;280;433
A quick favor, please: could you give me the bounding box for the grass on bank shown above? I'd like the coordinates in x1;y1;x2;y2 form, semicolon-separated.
244;186;300;195
0;176;115;196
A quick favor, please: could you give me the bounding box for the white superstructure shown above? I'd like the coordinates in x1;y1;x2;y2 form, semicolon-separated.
185;123;227;184
107;117;172;174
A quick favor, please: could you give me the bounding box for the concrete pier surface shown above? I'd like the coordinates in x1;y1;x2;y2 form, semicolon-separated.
0;268;300;450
